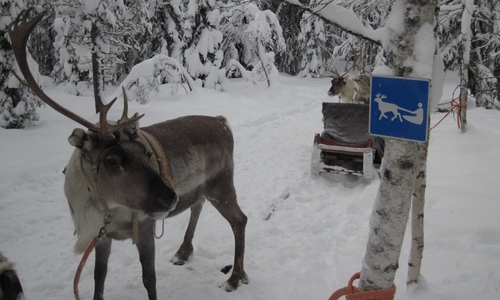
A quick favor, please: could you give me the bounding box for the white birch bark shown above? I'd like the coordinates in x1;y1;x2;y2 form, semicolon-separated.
459;0;475;132
359;0;437;291
460;62;468;132
359;138;418;290
407;142;428;285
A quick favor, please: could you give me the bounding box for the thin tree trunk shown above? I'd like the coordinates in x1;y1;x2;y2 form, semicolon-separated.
256;38;271;87
459;0;475;131
359;138;419;290
407;141;428;285
91;24;101;114
460;63;468;132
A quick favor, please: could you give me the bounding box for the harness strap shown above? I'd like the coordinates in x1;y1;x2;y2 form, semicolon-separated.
79;152;115;217
137;130;175;190
134;130;175;243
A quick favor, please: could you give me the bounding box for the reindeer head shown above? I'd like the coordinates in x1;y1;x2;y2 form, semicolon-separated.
327;74;348;97
9;9;178;219
319;42;358;98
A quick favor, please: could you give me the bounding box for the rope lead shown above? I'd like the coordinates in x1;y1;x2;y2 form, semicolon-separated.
328;272;396;300
73;237;99;300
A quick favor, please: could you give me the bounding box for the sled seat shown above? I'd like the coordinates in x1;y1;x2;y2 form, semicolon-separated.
311;103;384;179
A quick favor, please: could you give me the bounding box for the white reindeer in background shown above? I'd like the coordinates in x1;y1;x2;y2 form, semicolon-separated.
319;43;371;104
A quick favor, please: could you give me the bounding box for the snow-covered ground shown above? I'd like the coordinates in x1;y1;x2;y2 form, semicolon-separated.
1;73;499;299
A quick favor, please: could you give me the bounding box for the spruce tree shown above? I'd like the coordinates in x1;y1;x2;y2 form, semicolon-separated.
0;1;43;129
219;3;285;85
439;0;499;109
179;0;225;89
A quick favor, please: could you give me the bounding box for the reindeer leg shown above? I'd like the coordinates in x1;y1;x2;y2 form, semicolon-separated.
93;237;112;300
206;171;248;292
171;199;204;265
0;270;23;300
136;218;157;300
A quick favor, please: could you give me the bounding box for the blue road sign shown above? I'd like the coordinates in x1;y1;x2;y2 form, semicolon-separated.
369;76;430;142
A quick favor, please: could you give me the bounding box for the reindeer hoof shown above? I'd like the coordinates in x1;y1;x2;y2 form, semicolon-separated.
219;272;249;292
170;253;191;265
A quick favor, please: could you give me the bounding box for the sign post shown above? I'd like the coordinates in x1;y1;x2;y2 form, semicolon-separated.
369;76;430;143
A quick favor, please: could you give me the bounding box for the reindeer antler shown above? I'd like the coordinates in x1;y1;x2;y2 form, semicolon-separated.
89;24;144;140
316;66;337;78
342;42;358;77
9;9;98;130
8;9;144;140
318;42;359;79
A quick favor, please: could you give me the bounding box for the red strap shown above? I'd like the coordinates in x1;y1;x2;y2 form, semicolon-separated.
328;272;396;300
73;236;99;300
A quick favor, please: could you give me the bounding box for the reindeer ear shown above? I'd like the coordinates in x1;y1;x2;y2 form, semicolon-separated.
130;113;140;130
124;113;141;140
68;128;89;149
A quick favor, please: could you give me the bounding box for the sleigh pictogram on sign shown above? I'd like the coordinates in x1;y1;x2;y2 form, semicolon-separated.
369;76;430;143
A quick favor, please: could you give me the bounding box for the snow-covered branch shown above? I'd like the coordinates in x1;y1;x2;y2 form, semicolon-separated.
282;0;383;45
107;54;196;104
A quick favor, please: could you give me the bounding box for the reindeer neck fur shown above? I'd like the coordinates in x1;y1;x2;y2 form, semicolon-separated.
339;77;356;103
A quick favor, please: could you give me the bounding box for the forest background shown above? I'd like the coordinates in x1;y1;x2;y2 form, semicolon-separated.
0;0;499;129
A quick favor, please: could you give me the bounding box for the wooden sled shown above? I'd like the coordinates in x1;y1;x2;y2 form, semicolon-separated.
311;103;384;180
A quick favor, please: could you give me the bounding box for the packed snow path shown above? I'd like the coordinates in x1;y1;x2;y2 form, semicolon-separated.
1;74;499;299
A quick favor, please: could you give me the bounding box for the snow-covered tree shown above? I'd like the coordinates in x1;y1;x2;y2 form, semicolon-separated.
273;1;304;75
145;0;180;59
469;0;499;108
179;0;225;89
330;0;392;73
278;0;392;78
119;0;163;72
219;3;285;86
0;1;44;129
29;10;55;76
51;0;151;95
439;0;499;109
115;54;195;104
297;11;331;77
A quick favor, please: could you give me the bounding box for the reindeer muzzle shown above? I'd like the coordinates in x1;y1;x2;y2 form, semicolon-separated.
146;192;178;220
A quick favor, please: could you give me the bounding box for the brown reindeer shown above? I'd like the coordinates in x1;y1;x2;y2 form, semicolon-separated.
9;10;247;300
320;44;370;104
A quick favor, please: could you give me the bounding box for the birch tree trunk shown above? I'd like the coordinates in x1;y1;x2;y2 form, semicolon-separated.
359;0;437;291
459;0;475;132
460;62;468;132
359;139;418;290
407;141;428;285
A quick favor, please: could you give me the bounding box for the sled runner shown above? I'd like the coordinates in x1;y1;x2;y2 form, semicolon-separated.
311;103;384;179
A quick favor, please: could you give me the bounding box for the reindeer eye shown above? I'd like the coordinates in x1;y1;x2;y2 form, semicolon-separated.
104;156;121;168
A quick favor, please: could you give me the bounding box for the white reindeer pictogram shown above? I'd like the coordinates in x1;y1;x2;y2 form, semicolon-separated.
374;93;425;125
374;93;403;122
